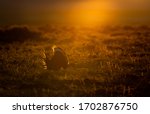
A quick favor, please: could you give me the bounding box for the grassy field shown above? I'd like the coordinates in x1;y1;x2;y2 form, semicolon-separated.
0;25;150;96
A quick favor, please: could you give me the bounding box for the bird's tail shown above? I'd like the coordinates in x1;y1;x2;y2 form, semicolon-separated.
41;49;48;70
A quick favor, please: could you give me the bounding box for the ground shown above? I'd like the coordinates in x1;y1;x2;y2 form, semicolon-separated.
0;25;150;96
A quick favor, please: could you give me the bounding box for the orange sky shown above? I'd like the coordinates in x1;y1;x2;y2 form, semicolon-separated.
0;0;150;25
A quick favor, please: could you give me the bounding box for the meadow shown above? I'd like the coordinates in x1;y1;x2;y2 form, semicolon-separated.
0;25;150;96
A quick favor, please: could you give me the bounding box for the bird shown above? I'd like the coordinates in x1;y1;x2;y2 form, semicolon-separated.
41;45;69;70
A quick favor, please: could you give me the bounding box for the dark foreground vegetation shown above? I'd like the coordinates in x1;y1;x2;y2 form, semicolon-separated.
0;25;150;96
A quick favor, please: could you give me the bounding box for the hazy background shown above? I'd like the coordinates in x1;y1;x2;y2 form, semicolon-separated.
0;0;150;26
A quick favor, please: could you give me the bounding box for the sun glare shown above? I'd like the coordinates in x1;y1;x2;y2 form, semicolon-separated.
68;1;114;26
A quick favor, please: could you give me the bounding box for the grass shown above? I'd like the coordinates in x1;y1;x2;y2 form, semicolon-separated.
0;25;150;96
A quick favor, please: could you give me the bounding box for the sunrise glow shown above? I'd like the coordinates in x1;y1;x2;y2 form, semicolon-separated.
68;1;115;25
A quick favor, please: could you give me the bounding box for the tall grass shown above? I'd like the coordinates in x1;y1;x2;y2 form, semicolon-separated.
0;25;149;96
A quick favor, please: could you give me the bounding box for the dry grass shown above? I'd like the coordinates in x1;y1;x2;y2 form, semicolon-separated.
0;25;150;96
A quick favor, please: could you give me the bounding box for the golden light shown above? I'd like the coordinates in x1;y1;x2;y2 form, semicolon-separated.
68;1;115;26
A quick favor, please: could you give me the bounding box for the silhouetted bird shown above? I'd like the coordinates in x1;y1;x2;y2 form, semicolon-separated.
42;45;69;70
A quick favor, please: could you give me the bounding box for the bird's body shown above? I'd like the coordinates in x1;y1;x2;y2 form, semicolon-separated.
41;46;69;70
